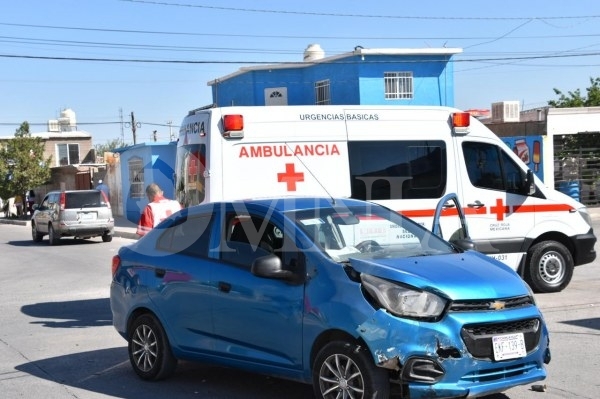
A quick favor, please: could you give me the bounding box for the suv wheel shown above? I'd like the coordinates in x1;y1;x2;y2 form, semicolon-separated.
102;233;113;242
31;223;43;242
128;313;177;381
48;225;61;246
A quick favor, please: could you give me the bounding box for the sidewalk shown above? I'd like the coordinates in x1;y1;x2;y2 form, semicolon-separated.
0;214;139;240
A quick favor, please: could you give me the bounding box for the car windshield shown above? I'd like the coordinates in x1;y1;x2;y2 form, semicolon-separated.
291;204;456;262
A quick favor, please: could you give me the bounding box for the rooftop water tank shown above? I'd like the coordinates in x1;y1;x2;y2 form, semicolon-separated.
303;44;325;62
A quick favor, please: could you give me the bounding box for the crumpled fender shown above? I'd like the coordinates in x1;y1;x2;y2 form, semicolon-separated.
357;309;463;370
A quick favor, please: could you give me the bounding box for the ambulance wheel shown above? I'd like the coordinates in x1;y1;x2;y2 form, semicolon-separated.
525;241;573;293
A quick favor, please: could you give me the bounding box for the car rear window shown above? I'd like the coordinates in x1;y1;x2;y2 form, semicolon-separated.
65;192;107;209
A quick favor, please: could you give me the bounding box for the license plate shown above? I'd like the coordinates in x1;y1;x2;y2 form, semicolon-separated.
492;332;526;361
80;212;96;221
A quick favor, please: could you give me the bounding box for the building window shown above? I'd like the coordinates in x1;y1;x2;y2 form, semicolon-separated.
315;80;331;105
384;72;413;99
128;157;144;198
56;143;80;166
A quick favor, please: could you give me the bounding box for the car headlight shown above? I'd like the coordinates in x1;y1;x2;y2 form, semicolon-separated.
361;274;447;319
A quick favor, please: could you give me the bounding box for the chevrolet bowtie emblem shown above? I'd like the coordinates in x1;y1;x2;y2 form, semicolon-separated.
490;301;506;310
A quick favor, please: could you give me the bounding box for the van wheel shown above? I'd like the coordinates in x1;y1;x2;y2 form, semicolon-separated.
525;241;573;293
128;313;177;381
31;223;43;242
48;225;60;246
312;341;390;399
102;233;113;242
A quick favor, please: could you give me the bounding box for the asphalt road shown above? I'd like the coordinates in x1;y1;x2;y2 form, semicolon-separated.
0;216;598;399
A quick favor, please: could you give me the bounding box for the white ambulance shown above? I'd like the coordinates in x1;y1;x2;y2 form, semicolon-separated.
175;105;596;293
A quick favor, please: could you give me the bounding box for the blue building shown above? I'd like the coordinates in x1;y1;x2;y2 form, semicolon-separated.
113;142;177;224
208;45;462;107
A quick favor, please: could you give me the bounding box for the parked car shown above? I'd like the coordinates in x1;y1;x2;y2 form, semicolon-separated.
31;189;114;245
110;197;550;399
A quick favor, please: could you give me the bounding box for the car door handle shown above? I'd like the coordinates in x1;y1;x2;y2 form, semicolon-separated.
155;268;166;278
467;200;485;208
218;281;231;293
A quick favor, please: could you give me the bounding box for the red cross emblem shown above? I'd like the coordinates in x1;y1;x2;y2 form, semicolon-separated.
490;198;509;221
278;163;304;191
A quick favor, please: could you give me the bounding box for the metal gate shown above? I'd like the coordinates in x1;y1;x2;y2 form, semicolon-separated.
553;132;600;206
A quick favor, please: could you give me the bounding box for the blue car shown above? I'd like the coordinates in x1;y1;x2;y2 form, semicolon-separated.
110;197;550;398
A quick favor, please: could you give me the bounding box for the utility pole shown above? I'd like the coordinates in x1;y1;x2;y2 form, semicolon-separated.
119;107;124;145
167;120;173;141
131;112;137;145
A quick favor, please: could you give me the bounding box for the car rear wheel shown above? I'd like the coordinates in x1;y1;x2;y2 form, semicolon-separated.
525;240;573;293
48;225;60;246
313;340;390;399
102;233;113;242
31;223;43;242
128;313;177;381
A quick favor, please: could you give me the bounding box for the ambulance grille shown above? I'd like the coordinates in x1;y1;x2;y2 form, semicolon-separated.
448;295;534;312
461;318;541;360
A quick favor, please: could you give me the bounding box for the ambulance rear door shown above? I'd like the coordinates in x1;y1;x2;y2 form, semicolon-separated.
218;106;351;201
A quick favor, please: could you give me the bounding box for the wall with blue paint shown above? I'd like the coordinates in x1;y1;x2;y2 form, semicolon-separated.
501;136;544;182
211;54;455;107
114;142;177;224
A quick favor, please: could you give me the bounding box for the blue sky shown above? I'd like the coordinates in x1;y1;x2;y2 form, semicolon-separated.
1;0;599;145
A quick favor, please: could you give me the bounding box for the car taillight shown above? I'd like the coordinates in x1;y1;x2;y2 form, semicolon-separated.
59;192;66;211
112;255;121;277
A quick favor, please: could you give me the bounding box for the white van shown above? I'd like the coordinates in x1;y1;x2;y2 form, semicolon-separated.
175;105;596;293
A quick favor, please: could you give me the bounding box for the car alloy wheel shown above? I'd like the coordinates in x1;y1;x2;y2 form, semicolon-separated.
313;341;389;399
128;314;177;380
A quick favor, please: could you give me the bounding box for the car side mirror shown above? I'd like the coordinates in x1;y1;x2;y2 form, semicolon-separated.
450;238;476;252
251;254;295;281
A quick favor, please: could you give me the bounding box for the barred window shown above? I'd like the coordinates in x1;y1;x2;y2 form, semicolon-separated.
315;80;331;105
128;157;144;198
384;72;413;99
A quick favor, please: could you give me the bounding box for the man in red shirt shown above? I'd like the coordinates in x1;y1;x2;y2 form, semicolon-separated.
136;183;182;236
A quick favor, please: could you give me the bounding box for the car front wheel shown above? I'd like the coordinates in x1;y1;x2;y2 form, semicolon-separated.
313;340;390;399
128;313;177;381
525;240;574;293
102;233;113;242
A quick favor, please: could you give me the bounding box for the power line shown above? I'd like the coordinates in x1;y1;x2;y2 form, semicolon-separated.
1;51;599;65
2;21;600;42
117;0;600;21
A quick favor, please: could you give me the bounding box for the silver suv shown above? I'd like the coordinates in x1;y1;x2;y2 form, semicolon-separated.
31;189;114;245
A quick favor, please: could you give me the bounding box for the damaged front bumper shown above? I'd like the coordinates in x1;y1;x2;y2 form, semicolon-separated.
358;307;550;398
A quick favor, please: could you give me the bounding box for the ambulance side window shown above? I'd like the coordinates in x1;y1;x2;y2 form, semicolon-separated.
348;140;446;200
463;142;524;193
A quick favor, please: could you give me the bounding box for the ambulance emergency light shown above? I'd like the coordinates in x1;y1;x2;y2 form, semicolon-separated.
222;114;244;138
452;112;470;135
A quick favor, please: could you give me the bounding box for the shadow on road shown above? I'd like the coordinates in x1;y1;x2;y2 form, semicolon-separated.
562;317;600;331
21;298;112;328
15;348;315;399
